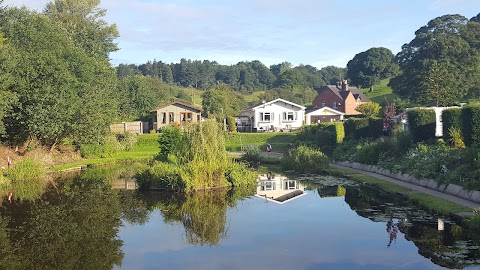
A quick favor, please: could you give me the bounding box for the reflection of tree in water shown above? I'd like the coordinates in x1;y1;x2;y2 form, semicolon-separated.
181;191;228;245
156;190;228;246
0;177;124;270
345;184;480;269
317;185;346;198
143;187;255;246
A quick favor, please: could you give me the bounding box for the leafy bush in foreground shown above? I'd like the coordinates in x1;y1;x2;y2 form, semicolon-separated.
281;145;329;173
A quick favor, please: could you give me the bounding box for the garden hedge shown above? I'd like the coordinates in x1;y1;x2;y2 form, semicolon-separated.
318;122;345;143
407;109;436;142
442;108;462;142
461;105;480;147
368;117;384;139
344;117;369;139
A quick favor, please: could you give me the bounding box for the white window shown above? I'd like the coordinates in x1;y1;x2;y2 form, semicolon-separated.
284;180;299;190
283;111;297;121
333;101;338;108
261;181;276;191
321;101;326;107
260;112;272;121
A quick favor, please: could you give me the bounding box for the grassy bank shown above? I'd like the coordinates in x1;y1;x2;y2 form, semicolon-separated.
324;167;471;214
51;133;160;171
226;132;296;152
359;78;397;106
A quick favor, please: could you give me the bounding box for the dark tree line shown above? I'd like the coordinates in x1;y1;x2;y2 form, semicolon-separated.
116;60;346;94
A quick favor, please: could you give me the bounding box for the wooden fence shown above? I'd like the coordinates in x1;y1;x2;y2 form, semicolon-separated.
110;121;147;134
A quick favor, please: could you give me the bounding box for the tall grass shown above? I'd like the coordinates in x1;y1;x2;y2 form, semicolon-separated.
5;158;47;201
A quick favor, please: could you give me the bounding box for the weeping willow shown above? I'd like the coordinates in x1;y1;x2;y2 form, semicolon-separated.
138;120;257;191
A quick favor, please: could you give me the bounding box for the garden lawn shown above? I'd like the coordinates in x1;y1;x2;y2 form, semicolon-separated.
226;132;297;152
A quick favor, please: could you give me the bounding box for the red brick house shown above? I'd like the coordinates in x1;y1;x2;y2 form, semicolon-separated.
312;80;371;115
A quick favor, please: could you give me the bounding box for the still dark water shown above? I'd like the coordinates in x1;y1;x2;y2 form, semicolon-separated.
1;168;480;270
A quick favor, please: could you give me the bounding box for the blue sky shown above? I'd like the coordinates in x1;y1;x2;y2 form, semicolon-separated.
3;0;480;68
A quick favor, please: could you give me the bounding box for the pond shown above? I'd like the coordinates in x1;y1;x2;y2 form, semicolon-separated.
1;169;480;270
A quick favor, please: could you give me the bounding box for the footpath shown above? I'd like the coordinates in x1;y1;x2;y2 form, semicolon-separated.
330;163;480;210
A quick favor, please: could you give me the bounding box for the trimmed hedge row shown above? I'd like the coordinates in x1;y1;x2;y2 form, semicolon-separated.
368;117;384;139
295;122;344;156
344;118;369;139
318;122;345;143
407;109;436;142
344;117;383;139
442;108;462;142
461;105;480;147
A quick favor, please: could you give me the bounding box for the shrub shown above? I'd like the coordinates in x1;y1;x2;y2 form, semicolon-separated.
407;109;436;142
461;105;480;147
356;102;381;117
368;117;384;139
102;134;123;157
354;141;381;165
225;162;258;187
79;143;104;158
344;117;369;139
227;116;236;133
319;122;344;143
136;161;186;191
448;127;465;149
117;132;137;151
315;128;335;155
242;144;261;166
6;158;46;201
156;125;183;161
281;145;329;173
442;108;462;142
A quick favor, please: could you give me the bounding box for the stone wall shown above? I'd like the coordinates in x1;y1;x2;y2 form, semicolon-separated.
333;161;480;204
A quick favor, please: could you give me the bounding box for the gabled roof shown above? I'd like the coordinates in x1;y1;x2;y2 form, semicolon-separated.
316;85;371;102
248;98;306;111
305;106;345;116
150;101;202;113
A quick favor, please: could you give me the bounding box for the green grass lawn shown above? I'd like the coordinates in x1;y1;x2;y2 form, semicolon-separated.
226;132;297;152
51;133;161;171
359;78;398;107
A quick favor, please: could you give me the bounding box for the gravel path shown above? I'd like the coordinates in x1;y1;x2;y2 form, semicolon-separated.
330;163;480;210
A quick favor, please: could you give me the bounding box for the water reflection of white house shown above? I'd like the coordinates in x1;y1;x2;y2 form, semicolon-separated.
255;174;307;204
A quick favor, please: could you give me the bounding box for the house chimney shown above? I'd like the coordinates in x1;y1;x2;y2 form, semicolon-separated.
341;80;348;91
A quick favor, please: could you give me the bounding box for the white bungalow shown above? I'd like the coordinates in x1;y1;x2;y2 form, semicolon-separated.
237;98;306;132
304;106;345;125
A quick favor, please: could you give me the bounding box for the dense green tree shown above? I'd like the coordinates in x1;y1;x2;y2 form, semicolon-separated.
319;66;346;85
356;102;382;117
389;14;479;103
0;6;118;147
270;61;292;77
201;83;247;119
116;63;141;78
418;60;456;106
346;47;399;91
0;32;18;136
117;75;189;120
44;0;119;58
